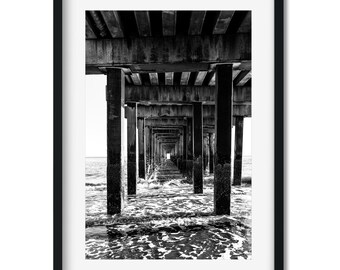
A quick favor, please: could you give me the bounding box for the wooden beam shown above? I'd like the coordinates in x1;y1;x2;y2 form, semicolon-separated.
209;70;247;86
165;72;174;85
236;70;251;86
130;63;211;73
225;11;249;34
86;33;251;71
86;20;96;39
162;11;176;36
126;85;251;104
234;70;249;86
232;69;241;80
237;11;251;33
145;117;214;126
152;128;181;133
202;71;214;86
134;11;151;37
158;137;179;140
145;118;187;126
149;73;158;85
195;71;208;86
101;11;124;38
156;133;180;136
88;61;250;76
125;75;132;84
117;11;139;37
138;104;251;118
130;73;142;85
181;72;190;85
145;117;222;129
188;11;206;35
209;74;215;86
213;11;234;34
88;11;108;38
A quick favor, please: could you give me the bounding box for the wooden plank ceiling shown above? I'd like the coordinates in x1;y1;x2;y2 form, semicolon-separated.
86;11;251;87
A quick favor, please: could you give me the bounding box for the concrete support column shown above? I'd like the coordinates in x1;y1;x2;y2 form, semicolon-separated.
182;127;187;174
233;116;244;186
106;68;127;214
193;102;203;194
145;126;151;178
209;133;214;174
176;141;179;167
203;134;209;173
151;129;154;172
186;118;193;181
127;103;137;195
156;139;160;165
138;118;145;179
214;64;233;215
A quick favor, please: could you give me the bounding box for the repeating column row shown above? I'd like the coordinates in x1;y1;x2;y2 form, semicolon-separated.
106;65;245;215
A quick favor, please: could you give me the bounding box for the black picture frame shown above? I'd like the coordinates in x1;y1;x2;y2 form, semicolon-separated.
54;2;284;269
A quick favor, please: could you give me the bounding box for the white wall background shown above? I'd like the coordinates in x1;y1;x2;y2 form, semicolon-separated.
0;0;339;269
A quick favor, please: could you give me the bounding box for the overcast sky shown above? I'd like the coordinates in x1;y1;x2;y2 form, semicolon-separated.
86;75;251;157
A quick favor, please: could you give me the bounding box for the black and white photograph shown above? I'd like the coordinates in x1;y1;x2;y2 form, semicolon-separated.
85;10;252;259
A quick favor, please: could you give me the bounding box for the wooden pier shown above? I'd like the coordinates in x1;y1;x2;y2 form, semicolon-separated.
86;11;251;215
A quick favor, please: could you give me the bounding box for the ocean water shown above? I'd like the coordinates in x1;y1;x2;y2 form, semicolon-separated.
85;156;252;259
85;156;252;185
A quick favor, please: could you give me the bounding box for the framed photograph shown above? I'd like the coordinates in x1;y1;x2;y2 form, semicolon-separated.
54;0;283;269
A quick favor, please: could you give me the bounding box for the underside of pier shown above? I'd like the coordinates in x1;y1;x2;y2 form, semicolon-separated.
86;10;252;259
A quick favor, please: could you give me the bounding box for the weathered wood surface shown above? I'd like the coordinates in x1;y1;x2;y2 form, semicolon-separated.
182;126;187;173
86;20;96;39
237;11;251;33
233;116;244;186
106;69;127;214
213;11;234;34
145;117;187;127
162;11;176;36
137;118;146;179
144;117;215;127
214;64;233;215
87;62;251;75
149;73;158;85
165;72;174;85
101;11;124;38
126;85;251;104
127;104;137;195
134;11;151;37
195;71;208;86
235;71;251;86
192;102;203;194
137;104;251;118
155;134;180;138
86;33;251;72
186;117;193;181
209;133;215;173
188;11;206;35
88;11;109;38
